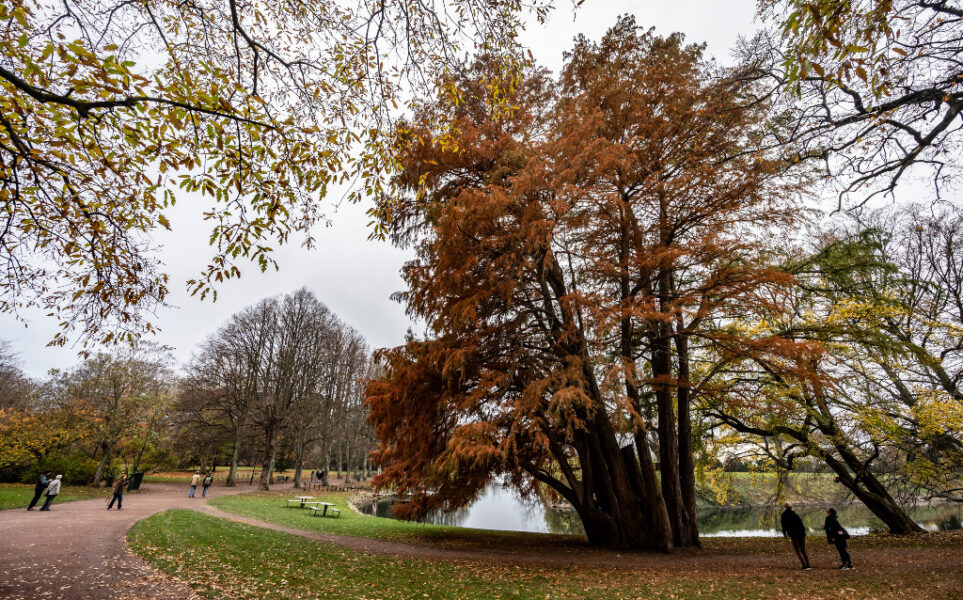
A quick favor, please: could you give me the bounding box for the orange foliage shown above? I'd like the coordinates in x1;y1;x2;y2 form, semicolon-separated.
367;17;808;548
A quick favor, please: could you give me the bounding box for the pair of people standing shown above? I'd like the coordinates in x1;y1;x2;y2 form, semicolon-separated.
25;472;62;511
188;472;214;498
781;504;855;570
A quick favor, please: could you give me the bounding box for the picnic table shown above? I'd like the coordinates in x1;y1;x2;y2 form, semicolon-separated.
309;502;340;518
284;496;341;517
285;495;316;508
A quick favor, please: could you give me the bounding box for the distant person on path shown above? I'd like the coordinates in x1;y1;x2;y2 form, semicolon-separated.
201;472;213;497
39;474;62;511
107;475;128;510
189;472;201;497
320;468;328;486
824;508;854;570
780;503;811;570
26;471;51;511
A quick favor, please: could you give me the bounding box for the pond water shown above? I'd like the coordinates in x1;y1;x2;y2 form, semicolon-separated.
360;483;963;537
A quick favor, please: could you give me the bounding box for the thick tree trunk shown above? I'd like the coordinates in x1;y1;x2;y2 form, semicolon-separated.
93;441;112;486
809;394;925;535
566;429;672;550
562;394;673;551
822;451;924;534
652;325;687;547
635;432;673;552
259;426;277;491
226;440;240;487
674;332;700;548
293;442;305;489
858;491;923;534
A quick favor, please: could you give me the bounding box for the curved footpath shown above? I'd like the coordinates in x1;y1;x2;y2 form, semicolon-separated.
0;483;245;600
1;483;961;599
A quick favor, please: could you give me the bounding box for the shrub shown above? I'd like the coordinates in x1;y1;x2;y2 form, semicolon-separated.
21;452;99;485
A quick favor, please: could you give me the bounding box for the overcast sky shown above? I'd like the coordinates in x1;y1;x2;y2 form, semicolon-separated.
1;1;759;378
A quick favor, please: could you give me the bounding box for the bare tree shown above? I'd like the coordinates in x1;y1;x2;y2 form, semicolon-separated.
0;340;33;410
756;1;963;206
175;287;376;490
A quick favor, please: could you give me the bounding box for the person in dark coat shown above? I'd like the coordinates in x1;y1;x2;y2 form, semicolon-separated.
27;471;52;511
201;472;214;497
107;475;127;510
781;503;811;569
823;508;854;569
39;474;62;511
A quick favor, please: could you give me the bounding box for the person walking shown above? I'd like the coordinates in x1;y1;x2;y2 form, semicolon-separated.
824;508;854;570
189;472;200;497
39;474;62;511
201;472;213;498
780;503;811;570
107;475;128;510
26;471;52;511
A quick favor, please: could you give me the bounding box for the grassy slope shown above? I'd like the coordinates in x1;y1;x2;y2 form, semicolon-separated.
0;483;112;510
208;491;572;548
208;491;963;555
129;509;963;600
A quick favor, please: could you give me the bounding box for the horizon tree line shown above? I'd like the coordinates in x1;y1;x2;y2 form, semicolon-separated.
0;289;378;489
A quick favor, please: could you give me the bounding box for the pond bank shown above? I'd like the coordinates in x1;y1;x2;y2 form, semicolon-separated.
359;482;963;538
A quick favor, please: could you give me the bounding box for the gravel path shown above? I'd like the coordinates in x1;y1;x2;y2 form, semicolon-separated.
0;482;247;600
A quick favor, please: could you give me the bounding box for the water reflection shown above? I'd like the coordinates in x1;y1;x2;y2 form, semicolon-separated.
361;483;963;537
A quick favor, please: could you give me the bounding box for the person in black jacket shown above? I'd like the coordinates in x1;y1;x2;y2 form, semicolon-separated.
823;508;854;570
107;475;127;510
26;471;51;511
781;503;811;570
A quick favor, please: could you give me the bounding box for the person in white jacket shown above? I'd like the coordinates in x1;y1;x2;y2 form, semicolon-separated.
189;472;201;497
39;474;62;511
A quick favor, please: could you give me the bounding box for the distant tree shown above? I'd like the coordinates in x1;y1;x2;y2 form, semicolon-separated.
46;345;175;485
0;406;81;474
181;311;274;486
289;323;370;488
0;340;32;409
367;18;803;550
179;288;372;490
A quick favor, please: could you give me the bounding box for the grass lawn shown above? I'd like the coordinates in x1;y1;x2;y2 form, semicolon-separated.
209;491;963;557
208;491;572;548
0;483;112;510
129;509;963;600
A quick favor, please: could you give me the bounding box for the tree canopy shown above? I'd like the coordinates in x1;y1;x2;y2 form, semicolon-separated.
366;16;806;550
0;0;548;348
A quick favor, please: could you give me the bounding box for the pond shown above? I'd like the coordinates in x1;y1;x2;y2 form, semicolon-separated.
360;483;963;537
